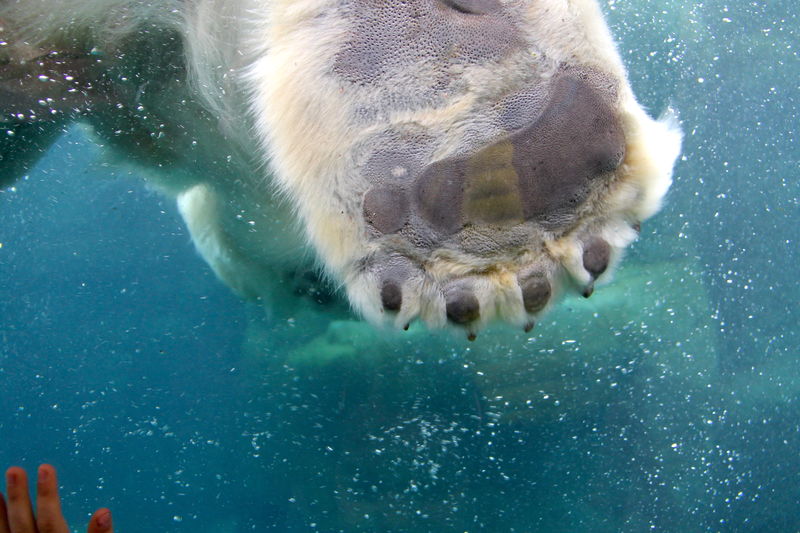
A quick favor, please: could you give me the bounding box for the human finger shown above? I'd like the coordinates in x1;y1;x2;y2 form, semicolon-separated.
86;508;112;533
4;467;36;533
0;492;11;533
35;465;69;533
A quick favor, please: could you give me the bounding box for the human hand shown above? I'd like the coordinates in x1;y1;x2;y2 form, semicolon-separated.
0;464;112;533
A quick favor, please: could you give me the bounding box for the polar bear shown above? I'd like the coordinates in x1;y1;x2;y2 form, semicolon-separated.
0;0;681;337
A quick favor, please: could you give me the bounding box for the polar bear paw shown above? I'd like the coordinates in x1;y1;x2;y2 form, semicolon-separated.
345;105;682;338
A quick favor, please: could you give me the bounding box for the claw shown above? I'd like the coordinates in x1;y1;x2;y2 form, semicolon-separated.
467;331;477;342
582;281;595;298
523;321;535;333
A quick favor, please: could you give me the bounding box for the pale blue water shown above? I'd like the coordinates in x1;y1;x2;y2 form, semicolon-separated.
1;2;798;531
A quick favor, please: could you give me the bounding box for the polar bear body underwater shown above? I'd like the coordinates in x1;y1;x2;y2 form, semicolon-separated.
0;0;681;336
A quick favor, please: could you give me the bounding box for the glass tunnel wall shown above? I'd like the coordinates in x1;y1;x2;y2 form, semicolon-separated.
1;1;798;531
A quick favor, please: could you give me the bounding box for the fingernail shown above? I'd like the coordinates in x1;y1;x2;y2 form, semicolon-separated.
97;510;112;529
38;466;49;482
7;470;18;486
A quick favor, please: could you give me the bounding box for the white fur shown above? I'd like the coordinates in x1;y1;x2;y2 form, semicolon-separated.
1;0;682;330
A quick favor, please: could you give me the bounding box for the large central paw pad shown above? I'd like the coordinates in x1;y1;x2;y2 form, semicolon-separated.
350;72;680;337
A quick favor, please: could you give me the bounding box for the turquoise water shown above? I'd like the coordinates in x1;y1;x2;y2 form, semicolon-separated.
1;2;798;531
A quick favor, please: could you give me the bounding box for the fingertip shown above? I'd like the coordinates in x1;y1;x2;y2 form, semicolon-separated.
3;467;34;531
37;464;57;484
35;463;66;531
88;508;113;533
5;467;26;489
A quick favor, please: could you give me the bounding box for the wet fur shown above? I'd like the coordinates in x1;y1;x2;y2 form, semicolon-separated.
0;0;682;331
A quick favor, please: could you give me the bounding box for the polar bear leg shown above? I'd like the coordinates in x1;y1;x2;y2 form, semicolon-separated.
177;184;269;301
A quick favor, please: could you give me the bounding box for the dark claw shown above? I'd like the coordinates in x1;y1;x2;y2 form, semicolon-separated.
403;323;410;331
380;280;403;312
582;237;611;279
467;332;477;342
523;321;535;333
521;275;551;313
446;290;480;325
582;281;595;298
632;222;642;234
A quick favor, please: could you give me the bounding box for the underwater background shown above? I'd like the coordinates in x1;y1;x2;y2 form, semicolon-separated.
1;1;797;531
